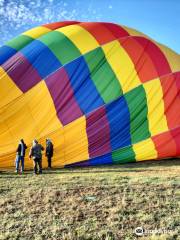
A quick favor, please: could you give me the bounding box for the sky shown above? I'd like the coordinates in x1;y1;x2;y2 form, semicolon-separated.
0;0;179;53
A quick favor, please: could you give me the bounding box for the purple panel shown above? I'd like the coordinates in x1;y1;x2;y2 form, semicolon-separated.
46;67;83;125
2;52;41;92
65;160;90;168
86;106;111;158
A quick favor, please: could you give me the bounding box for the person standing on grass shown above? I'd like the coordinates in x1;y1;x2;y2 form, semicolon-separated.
45;139;54;169
29;140;44;174
15;139;27;174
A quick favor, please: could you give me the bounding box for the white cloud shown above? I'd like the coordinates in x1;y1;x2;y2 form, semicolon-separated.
0;0;104;46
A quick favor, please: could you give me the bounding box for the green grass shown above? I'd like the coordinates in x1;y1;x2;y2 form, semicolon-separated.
0;159;180;240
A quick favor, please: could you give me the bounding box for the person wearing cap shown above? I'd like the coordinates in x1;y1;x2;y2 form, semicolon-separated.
15;139;27;173
45;139;54;169
29;140;44;174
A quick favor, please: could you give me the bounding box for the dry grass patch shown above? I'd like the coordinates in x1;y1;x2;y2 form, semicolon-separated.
0;159;180;239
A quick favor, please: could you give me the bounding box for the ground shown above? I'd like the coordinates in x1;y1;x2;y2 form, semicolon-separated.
0;159;179;240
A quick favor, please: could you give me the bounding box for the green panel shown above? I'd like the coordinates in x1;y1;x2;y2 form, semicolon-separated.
84;47;123;103
39;31;81;65
125;85;150;143
112;145;135;163
6;35;34;51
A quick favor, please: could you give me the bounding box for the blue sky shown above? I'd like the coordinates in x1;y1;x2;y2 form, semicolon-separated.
0;0;179;53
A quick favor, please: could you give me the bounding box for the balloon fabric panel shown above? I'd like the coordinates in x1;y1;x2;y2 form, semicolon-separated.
0;21;179;169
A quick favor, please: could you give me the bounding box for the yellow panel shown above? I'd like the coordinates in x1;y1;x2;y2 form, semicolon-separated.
123;25;149;38
144;78;168;136
0;95;38;168
63;116;89;165
157;43;180;72
23;26;51;39
0;67;22;109
0;150;17;169
102;40;141;93
0;80;65;170
133;138;157;161
0;121;15;157
0;129;65;170
24;81;63;169
24;128;64;170
0;95;35;169
0;82;64;169
44;128;64;168
57;25;99;54
2;98;38;143
25;81;62;137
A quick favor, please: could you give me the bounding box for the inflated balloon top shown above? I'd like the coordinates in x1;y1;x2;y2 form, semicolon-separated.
0;21;179;168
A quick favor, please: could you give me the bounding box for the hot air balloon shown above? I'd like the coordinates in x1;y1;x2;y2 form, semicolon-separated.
0;21;179;169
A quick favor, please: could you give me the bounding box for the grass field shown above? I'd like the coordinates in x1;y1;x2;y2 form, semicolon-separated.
0;159;179;240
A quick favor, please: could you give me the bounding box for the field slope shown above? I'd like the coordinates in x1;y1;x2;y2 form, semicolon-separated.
0;159;180;240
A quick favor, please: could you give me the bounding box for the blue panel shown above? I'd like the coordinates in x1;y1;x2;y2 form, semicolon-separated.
21;40;61;79
0;46;17;65
64;56;104;114
89;153;113;165
106;96;131;151
64;153;112;168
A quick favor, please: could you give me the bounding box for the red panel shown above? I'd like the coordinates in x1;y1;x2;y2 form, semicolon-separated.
175;72;180;90
152;131;177;158
134;37;171;77
43;21;79;30
79;22;116;45
171;127;180;156
119;37;158;83
160;73;180;129
102;22;129;39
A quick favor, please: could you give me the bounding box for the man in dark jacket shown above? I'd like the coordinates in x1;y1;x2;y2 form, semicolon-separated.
45;139;54;168
15;139;27;173
29;140;44;174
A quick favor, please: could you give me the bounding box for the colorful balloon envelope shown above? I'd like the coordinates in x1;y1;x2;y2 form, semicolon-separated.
0;21;179;169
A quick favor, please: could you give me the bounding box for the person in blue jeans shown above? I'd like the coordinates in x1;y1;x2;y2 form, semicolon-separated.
15;139;27;173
